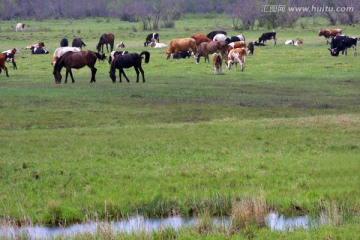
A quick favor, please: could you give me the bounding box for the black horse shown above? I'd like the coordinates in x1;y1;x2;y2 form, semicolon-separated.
53;51;106;84
60;38;68;47
109;51;150;83
72;38;86;50
97;33;115;53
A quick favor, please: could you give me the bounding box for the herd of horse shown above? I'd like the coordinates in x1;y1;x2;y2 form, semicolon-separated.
1;26;357;82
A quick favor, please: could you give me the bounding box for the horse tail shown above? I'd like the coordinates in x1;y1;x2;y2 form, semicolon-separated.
81;40;86;46
140;51;150;63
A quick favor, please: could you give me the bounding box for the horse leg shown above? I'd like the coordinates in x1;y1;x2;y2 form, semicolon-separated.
4;66;9;77
134;67;140;83
67;68;75;83
106;44;109;53
65;69;69;83
120;68;130;83
90;67;97;83
138;66;145;83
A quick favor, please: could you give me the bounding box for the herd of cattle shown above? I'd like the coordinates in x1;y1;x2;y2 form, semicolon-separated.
0;23;358;82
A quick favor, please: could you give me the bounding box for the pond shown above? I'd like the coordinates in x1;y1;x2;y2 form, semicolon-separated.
1;212;316;239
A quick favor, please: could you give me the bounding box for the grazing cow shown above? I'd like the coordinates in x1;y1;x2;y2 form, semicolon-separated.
212;53;222;75
16;23;25;32
191;33;212;46
72;38;87;50
247;42;254;55
166;38;197;60
258;32;277;45
194;41;228;64
319;29;342;44
144;33;159;47
173;51;192;59
31;46;49;54
116;42;125;48
52;47;81;65
2;48;18;69
207;30;227;40
213;34;229;42
108;50;128;64
0;53;9;77
24;42;45;50
150;42;167;48
226;48;246;71
60;38;69;47
329;36;357;56
227;41;246;52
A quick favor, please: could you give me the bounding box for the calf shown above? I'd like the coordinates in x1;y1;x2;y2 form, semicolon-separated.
144;33;159;47
247;42;254;55
116;42;125;48
212;53;222;75
226;48;246;71
173;51;192;59
258;32;276;45
329;36;357;56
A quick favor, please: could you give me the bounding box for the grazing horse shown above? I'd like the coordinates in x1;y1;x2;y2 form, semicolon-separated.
60;38;69;47
72;38;86;50
16;23;25;32
194;41;228;64
166;38;197;59
52;47;81;65
109;51;150;83
53;51;106;84
0;53;10;77
212;53;222;75
97;33;115;53
2;48;18;69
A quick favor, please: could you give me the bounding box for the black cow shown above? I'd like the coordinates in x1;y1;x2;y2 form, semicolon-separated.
31;47;49;54
144;33;159;47
60;38;68;47
206;30;227;40
258;32;277;45
173;51;191;59
329;36;357;56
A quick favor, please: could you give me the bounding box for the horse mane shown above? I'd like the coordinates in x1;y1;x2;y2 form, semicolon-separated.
140;51;150;63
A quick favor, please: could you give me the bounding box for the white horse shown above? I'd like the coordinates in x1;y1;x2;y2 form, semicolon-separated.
52;47;81;65
16;23;25;32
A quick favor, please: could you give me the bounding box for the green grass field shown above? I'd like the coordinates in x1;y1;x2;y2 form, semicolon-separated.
1;15;359;238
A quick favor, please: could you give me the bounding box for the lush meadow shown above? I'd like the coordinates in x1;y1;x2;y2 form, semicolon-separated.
0;15;359;238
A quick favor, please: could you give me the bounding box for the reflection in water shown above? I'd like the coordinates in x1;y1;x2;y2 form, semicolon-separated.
1;213;314;239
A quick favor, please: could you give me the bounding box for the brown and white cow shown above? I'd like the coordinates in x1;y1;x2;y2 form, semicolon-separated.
227;41;246;52
226;48;246;71
319;29;342;44
166;38;197;60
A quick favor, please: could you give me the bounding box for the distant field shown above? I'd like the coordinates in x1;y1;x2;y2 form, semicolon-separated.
0;15;359;238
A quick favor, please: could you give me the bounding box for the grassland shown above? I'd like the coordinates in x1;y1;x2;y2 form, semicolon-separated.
0;15;359;238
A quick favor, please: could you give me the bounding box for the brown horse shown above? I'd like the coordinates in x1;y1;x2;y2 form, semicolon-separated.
0;53;10;77
53;51;106;84
194;41;228;64
72;38;86;50
97;33;115;53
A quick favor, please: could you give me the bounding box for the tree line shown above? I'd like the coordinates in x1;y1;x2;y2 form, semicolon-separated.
0;0;358;30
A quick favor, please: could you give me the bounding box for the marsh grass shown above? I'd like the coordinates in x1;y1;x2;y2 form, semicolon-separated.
0;15;360;238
